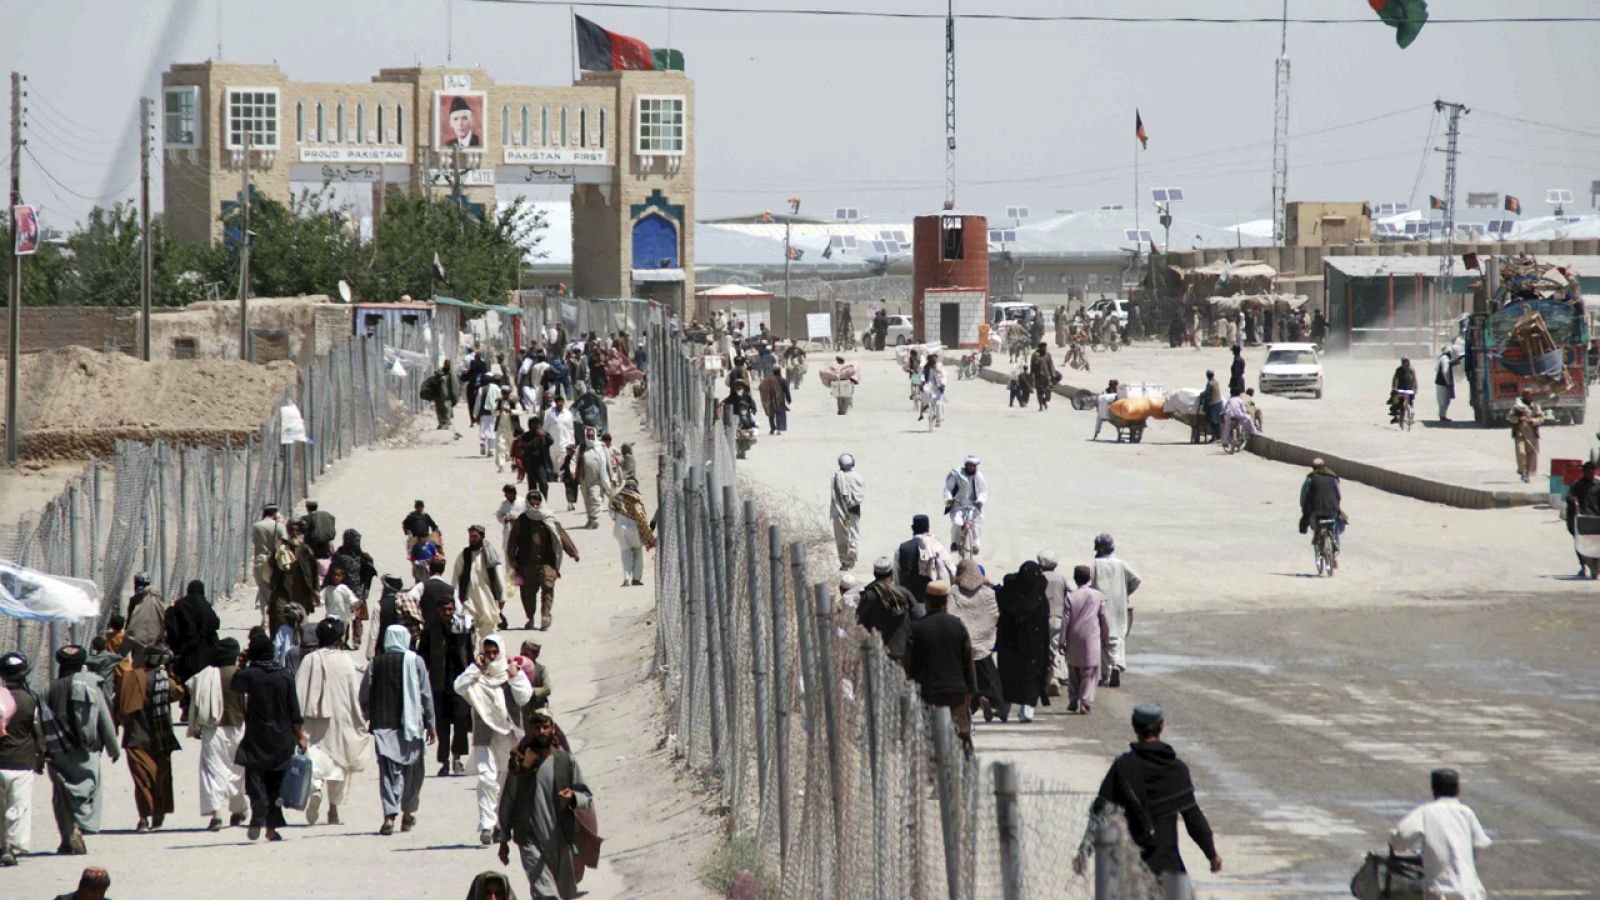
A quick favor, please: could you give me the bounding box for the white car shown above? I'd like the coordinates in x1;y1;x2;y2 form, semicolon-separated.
1258;342;1324;398
990;301;1038;328
882;314;915;346
1086;296;1129;329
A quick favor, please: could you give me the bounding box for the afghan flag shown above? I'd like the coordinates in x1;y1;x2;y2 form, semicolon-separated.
1505;194;1522;215
1369;0;1428;49
1429;195;1445;211
576;15;655;71
787;246;804;261
1135;110;1148;149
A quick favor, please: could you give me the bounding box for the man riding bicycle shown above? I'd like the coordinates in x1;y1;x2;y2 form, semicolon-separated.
1389;357;1418;425
1298;457;1344;548
943;455;988;555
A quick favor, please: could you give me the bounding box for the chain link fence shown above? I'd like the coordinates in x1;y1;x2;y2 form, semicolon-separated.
1;334;430;691
641;309;1157;899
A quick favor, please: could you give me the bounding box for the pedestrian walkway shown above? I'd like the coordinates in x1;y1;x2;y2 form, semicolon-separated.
7;401;715;899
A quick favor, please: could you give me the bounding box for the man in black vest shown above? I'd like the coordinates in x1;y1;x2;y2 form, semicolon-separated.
894;515;935;607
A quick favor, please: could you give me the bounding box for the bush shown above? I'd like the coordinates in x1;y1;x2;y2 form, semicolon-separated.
698;831;774;900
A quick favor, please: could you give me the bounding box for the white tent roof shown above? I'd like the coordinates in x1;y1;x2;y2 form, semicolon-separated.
697;284;775;299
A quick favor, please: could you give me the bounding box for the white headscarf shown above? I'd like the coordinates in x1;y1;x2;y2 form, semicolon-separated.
383;624;425;742
458;634;515;736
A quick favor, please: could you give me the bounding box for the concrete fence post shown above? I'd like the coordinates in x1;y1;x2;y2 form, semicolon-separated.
743;498;769;804
788;541;817;730
931;705;963;900
768;523;791;865
993;761;1024;900
812;581;846;890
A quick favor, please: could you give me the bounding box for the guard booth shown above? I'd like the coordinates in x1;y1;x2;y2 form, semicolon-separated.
913;210;989;348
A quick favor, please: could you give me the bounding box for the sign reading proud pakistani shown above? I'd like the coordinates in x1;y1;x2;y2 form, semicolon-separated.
504;147;608;165
300;146;408;163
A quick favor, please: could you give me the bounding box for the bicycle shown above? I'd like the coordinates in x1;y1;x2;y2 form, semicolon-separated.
1312;517;1339;576
952;508;978;561
1391;389;1415;431
1223;420;1249;454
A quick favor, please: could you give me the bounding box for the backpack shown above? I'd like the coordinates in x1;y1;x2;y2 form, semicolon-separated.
419;373;442;402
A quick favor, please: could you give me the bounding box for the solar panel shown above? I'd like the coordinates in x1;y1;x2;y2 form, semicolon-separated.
1563;216;1584;225
1003;229;1017;243
1168;188;1184;201
1124;229;1139;241
989;230;1004;243
871;241;888;254
835;207;860;222
843;235;857;249
892;230;907;242
829;236;844;248
1151;189;1168;203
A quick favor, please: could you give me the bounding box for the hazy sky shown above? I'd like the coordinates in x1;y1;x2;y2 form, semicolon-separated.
7;0;1600;229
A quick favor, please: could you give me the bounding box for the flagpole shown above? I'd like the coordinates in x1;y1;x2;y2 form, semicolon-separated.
1134;126;1141;263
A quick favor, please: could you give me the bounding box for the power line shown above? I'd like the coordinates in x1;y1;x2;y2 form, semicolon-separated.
24;146;136;204
1472;109;1600;143
460;0;1600;26
1405;106;1439;210
25;89;123;140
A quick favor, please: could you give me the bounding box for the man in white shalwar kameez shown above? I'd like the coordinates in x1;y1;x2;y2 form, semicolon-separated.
184;638;247;830
830;454;866;571
454;635;533;845
296;619;371;826
1390;768;1491;900
1089;533;1141;688
452;525;506;645
542;398;576;475
578;428;613;529
942;456;988;555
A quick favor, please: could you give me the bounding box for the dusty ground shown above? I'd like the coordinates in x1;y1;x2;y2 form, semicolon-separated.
740;350;1600;897
1032;340;1600;496
6;400;719;899
0;347;299;459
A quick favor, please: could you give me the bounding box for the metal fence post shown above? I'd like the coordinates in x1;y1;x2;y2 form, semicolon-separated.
993;761;1024;900
862;638;888;900
931;705;963;900
812;581;846;890
680;475;706;764
720;483;739;733
89;464;101;588
699;469;727;775
744;499;769;804
767;523;791;864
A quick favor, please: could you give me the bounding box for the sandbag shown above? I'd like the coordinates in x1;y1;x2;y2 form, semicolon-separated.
1108;395;1165;422
1165;388;1201;417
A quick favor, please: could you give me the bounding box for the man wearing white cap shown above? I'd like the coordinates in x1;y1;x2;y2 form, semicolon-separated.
943;456;988;556
830;454;866;571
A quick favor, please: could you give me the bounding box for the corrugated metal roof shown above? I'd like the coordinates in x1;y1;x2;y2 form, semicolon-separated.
1323;255;1600;278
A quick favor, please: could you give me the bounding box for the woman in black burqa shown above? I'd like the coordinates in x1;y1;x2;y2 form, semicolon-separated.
165;579;220;686
995;560;1053;723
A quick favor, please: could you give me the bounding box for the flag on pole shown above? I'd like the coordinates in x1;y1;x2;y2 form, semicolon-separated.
821;242;833;260
1369;0;1429;49
1150;237;1160;257
787;246;803;261
1135;111;1148;149
1429;195;1445;211
575;15;656;71
1504;194;1522;215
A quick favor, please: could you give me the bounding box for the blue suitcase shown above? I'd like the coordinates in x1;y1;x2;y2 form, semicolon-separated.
279;751;314;811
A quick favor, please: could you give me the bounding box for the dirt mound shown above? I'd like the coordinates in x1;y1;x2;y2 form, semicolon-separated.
0;347;298;459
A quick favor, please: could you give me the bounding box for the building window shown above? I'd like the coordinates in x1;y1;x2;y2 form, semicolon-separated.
377;106;386;144
295;101;304;142
395;105;404;143
635;95;685;156
941;215;964;261
579;109;587;148
520;106;529;146
336;103;346;142
225;87;279;149
598;108;606;149
559;107;568;147
315;102;325;142
356;103;366;143
501;105;511;145
164;86;201;147
539;107;549;146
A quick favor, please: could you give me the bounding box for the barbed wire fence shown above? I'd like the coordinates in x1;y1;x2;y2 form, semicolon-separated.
641;308;1157;899
1;330;431;691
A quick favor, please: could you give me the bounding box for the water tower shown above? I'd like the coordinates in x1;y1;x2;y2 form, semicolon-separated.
912;209;989;348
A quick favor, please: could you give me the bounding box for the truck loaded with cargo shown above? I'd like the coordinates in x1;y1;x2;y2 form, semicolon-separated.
1465;255;1589;426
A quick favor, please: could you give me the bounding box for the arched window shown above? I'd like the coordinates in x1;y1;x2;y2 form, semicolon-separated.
579;109;587;148
377;105;386;144
501;105;511;145
539;107;549;146
520;106;529;146
336;102;346;142
356;103;366;143
295;101;305;142
598;108;606;149
315;101;325;142
395;105;404;143
559;106;568;147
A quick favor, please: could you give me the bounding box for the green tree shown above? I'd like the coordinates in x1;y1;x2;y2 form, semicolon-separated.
213;185;361;299
356;193;544;304
1;208;70;307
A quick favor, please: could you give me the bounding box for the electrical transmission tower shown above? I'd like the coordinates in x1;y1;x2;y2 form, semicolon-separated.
1435;98;1469;332
1271;1;1290;244
944;0;956;208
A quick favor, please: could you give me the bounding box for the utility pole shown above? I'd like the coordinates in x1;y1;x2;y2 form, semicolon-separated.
6;71;23;467
943;0;956;208
238;128;251;360
1435;99;1468;343
1271;0;1291;245
139;96;152;361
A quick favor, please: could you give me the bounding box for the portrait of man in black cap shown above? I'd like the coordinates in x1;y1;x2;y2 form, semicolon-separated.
435;91;485;150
